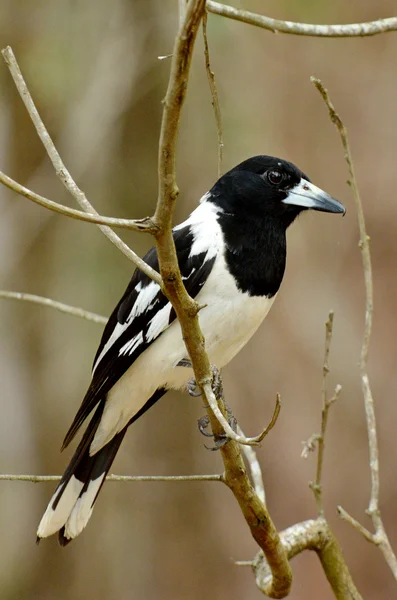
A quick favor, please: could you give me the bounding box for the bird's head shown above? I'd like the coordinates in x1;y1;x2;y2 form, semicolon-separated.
209;155;345;227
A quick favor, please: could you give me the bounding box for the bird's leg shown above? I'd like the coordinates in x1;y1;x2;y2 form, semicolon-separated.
177;358;202;397
200;365;238;451
177;359;238;449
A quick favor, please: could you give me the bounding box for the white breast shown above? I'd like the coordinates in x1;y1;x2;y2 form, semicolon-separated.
90;203;275;453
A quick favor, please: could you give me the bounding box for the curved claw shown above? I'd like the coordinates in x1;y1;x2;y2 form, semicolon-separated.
198;415;214;437
187;378;202;397
205;435;230;452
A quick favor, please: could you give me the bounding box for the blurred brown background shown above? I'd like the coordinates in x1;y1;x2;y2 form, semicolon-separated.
1;1;397;598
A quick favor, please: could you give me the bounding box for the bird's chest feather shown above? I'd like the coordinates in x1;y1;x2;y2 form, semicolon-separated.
195;253;276;367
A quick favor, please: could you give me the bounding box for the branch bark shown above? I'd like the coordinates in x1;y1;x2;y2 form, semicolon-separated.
253;519;363;600
207;2;397;38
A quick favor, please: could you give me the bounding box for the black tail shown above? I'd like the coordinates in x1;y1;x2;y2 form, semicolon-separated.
36;403;127;545
37;387;167;545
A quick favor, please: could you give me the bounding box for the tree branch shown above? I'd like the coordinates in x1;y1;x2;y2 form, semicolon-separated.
1;46;162;287
0;290;107;324
307;311;342;516
153;1;265;448
253;519;363;600
206;2;397;38
0;170;158;233
202;10;224;178
0;473;222;483
312;76;397;580
208;369;291;598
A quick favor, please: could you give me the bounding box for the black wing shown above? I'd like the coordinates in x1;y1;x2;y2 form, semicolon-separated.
62;225;216;449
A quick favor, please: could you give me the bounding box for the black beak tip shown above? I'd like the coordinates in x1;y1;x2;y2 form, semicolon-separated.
328;198;346;215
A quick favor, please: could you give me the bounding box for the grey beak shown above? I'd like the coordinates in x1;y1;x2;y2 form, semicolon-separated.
282;179;345;215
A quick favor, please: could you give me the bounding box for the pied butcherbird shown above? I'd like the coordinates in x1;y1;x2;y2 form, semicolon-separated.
37;155;345;545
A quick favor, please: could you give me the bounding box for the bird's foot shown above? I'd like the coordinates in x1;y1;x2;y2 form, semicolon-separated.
197;405;237;451
177;358;203;397
187;378;202;397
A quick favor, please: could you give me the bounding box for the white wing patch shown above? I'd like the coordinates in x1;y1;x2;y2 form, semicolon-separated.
146;304;171;343
92;321;128;375
130;281;160;318
119;332;144;356
92;281;161;373
93;195;222;380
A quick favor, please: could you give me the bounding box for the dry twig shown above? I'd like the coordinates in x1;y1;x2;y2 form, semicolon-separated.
206;1;397;38
202;11;224;178
0;291;107;324
312;76;397;579
208;368;291;598
0;473;222;483
308;312;342;515
0;170;158;233
1;46;162;286
152;1;268;448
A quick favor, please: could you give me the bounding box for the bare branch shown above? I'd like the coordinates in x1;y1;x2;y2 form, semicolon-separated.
0;170;158;233
202;11;224;178
153;1;265;448
337;506;375;545
310;312;342;515
0;290;107;324
205;368;291;598
253;519;363;600
179;0;188;27
202;382;280;446
207;1;397;38
237;425;266;505
1;46;162;287
312;76;397;580
0;473;222;483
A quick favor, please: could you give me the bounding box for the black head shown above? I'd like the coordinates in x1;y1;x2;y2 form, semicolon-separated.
208;155;345;227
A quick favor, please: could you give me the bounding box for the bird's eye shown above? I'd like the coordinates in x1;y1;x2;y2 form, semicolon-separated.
267;169;284;186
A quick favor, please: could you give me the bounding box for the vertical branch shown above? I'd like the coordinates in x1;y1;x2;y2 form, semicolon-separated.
154;0;215;397
312;76;397;579
303;311;341;515
202;11;224;178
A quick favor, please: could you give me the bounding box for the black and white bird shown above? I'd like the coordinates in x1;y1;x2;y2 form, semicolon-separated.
37;155;344;545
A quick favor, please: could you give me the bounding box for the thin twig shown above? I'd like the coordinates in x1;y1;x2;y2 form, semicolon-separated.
207;1;397;38
337;506;375;545
237;425;266;505
1;46;162;287
0;170;158;233
312;76;397;580
0;473;222;483
310;312;342;515
202;11;224;178
0;291;107;324
202;383;280;446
